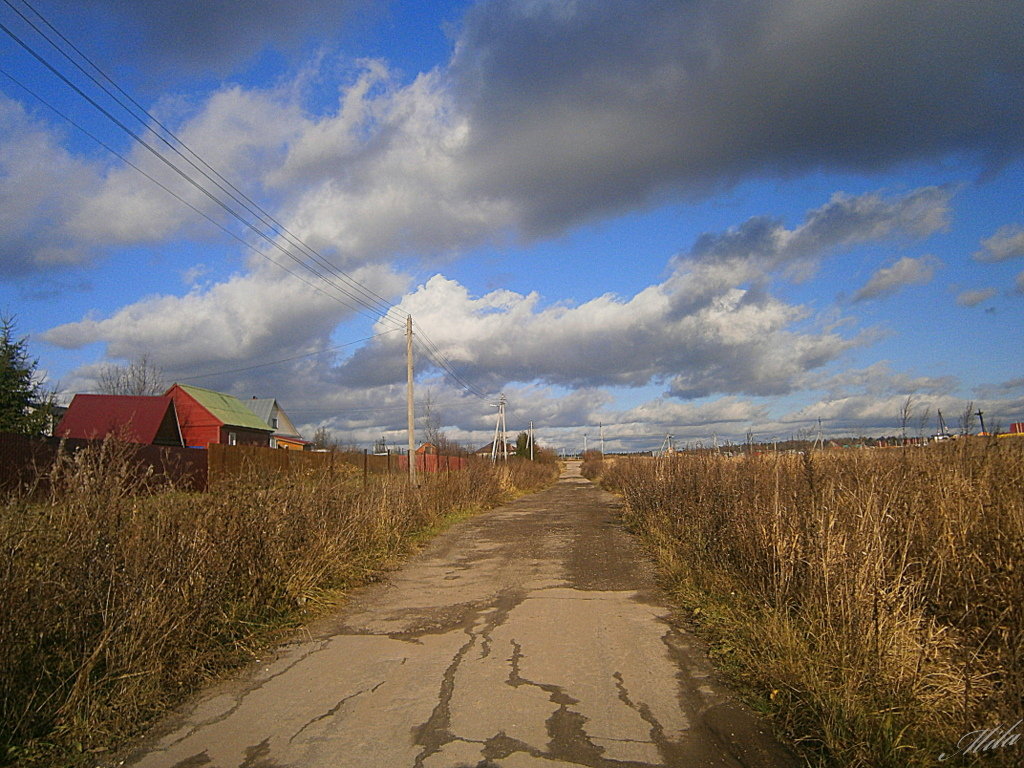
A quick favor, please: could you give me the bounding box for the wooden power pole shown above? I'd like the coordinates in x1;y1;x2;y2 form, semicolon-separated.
406;314;416;486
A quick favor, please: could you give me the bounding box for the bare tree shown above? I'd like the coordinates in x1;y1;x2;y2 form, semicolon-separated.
97;354;166;396
916;404;931;441
420;388;462;453
959;401;976;436
311;426;339;451
899;393;918;442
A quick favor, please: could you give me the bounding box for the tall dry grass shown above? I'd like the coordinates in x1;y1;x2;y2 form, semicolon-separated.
0;441;556;766
587;440;1023;767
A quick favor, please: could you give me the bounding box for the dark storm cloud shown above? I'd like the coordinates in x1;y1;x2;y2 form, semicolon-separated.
450;0;1024;234
48;0;374;76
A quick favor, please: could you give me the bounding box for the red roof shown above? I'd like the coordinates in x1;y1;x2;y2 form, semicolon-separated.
55;395;183;446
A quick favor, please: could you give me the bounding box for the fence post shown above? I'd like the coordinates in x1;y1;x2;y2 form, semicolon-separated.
363;448;368;487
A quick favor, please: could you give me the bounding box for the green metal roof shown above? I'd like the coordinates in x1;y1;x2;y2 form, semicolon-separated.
173;384;273;431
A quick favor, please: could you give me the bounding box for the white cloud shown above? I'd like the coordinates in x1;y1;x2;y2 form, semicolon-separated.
956;288;997;307
337;271;854;399
69;85;310;248
975;224;1024;263
274;66;516;266
326;188;953;398
43;261;407;369
809;362;958;399
852;256;938;302
0;97;103;275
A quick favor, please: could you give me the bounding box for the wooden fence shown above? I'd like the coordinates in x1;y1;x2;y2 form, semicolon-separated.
0;432;208;493
1;433;470;496
207;445;469;484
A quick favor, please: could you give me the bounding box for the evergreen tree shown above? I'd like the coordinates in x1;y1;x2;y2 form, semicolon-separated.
0;314;52;436
515;430;530;458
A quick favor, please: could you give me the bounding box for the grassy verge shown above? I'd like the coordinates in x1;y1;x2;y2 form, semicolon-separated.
583;441;1023;767
0;442;557;766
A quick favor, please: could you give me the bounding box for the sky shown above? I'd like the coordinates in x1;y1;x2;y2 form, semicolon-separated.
1;0;1022;453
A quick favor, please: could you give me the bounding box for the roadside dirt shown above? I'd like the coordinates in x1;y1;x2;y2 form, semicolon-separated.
120;461;798;768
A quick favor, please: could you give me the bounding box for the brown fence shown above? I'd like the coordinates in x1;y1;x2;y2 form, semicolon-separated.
208;445;469;484
397;452;470;474
0;432;208;493
1;435;470;496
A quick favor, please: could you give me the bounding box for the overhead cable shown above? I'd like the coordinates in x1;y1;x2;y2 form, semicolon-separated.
0;7;403;329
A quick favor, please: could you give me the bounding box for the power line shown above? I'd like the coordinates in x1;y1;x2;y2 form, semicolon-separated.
6;0;399;322
0;7;405;329
3;0;398;321
0;65;399;321
0;3;500;431
413;328;491;400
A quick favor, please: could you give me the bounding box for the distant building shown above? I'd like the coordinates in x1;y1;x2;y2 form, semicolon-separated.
55;394;182;446
165;384;272;448
245;397;309;450
474;440;516;458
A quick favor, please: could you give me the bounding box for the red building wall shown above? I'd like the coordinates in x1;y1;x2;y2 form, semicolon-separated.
167;387;226;448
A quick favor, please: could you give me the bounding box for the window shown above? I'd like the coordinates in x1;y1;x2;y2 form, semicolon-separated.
228;432;237;446
271;417;279;429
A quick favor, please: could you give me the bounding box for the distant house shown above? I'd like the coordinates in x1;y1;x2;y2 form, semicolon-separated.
164;384;273;448
55;395;183;446
416;442;439;455
245;397;309;451
474;440;516;458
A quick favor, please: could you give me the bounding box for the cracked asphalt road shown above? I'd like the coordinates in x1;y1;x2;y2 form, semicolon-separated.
122;462;797;768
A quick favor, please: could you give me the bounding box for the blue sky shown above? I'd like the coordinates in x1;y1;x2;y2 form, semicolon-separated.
1;0;1022;452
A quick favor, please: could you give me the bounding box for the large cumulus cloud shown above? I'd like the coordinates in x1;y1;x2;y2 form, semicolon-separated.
336;187;947;398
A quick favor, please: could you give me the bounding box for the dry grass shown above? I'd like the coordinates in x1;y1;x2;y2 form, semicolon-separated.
586;440;1023;767
0;442;557;766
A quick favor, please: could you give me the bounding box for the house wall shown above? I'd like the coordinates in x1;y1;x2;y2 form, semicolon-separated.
168;388;224;447
219;426;271;447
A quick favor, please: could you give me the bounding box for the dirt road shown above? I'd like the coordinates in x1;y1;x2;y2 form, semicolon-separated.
123;462;796;768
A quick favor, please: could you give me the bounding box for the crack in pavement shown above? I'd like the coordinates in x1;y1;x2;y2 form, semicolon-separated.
288;680;386;744
155;639;332;754
505;639;661;768
613;671;686;766
411;591;524;767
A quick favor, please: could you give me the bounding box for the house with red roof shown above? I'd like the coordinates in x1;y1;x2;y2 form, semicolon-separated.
165;384;273;448
55;394;183;446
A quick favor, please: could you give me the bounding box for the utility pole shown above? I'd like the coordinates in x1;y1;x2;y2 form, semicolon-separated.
599;422;605;458
406;314;416;486
529;420;534;461
583;433;588;456
490;394;508;462
976;409;986;436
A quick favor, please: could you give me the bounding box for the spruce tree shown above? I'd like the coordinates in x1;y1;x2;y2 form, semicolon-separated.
0;314;52;436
